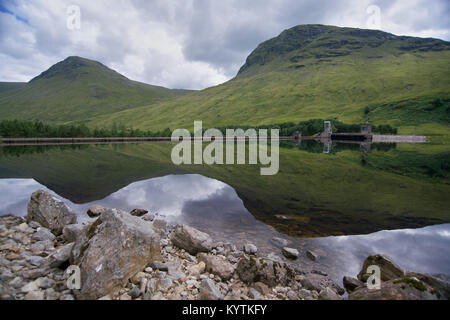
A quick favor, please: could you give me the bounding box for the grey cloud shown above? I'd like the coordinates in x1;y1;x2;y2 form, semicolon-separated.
0;0;449;89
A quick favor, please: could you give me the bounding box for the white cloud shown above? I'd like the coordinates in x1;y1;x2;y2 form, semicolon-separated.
0;0;448;89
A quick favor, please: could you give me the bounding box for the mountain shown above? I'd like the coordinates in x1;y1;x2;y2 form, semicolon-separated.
91;25;450;135
0;56;192;123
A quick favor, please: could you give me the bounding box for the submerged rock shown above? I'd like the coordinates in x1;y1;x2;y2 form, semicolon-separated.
27;190;77;236
282;247;299;260
306;250;318;261
170;224;213;255
74;208;161;300
270;237;290;247
130;209;148;217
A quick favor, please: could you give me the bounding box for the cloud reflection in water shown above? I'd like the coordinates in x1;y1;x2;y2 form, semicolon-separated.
1;175;449;283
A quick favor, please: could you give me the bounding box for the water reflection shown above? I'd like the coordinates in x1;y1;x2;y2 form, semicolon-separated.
1;141;449;238
1;175;449;286
281;140;398;154
313;224;450;283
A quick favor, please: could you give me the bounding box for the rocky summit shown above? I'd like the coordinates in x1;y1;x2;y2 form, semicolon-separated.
0;190;449;300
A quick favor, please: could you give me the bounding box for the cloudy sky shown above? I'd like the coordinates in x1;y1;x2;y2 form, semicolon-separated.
0;0;449;89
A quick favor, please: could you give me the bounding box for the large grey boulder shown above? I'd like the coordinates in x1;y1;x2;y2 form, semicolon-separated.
357;254;404;282
348;255;450;300
27;190;77;236
197;253;235;281
73;208;161;300
236;256;297;287
170;224;213;255
69;223;94;264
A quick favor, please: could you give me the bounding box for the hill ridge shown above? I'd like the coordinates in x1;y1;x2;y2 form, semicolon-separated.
0;56;193;123
88;24;449;135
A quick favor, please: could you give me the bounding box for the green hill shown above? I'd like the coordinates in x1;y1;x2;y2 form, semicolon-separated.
0;82;26;95
0;56;192;124
91;25;450;135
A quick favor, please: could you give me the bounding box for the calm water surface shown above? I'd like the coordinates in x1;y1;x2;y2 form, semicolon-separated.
0;141;449;285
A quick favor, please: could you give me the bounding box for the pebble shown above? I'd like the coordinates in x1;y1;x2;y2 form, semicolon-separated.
24;291;45;300
248;287;262;300
128;286;141;299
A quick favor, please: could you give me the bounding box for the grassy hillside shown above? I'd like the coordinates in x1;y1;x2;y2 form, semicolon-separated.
0;56;192;123
90;25;450;135
0;82;26;95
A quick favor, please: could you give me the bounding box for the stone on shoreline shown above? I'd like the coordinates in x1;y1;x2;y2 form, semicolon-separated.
62;223;87;243
170;224;213;255
199;279;223;300
74;208;161;300
319;287;341;300
349;278;438;300
348;255;450;300
236;256;297;287
343;276;364;293
86;205;105;218
46;242;74;268
300;273;345;296
149;261;169;272
27;190;77;236
32;228;56;242
142;213;155;222
243;243;258;255
197;253;235;281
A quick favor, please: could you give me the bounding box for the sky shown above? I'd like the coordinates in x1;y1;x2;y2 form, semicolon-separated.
0;0;449;89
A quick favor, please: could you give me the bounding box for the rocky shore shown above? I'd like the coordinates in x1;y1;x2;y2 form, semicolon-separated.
0;190;449;300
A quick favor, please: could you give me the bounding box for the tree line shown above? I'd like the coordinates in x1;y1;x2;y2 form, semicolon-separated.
0;120;171;138
214;119;398;136
0;118;397;138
